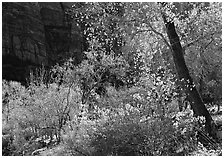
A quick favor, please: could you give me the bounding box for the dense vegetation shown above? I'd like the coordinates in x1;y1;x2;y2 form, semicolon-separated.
2;2;222;156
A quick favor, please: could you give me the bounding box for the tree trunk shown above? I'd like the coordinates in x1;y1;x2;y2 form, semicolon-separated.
161;9;216;137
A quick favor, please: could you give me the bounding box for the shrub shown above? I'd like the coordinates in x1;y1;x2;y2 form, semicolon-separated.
2;57;207;156
2;134;14;156
92;108;202;155
1;66;82;155
89;113;174;156
62;103;200;156
62;117;96;156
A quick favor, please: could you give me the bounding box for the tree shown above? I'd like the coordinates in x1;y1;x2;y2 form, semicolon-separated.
159;2;217;137
69;2;221;135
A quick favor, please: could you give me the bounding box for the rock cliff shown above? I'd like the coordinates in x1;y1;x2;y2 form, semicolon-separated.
2;2;83;84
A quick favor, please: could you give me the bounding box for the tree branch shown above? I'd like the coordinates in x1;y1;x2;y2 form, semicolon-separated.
183;34;204;50
183;31;221;50
203;38;214;50
130;29;151;40
130;23;172;50
147;22;172;50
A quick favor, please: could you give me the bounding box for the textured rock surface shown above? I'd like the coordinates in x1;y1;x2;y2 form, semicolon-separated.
2;2;47;65
2;2;83;84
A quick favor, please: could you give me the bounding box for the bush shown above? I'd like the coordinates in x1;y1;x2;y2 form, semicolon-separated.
62;104;200;156
60;66;200;156
62;118;96;156
2;57;210;156
2;134;14;156
89;112;197;156
1;66;82;155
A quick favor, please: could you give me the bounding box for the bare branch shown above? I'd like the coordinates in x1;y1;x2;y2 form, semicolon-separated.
183;31;221;50
129;22;172;50
204;38;214;50
147;22;172;50
130;29;151;40
183;34;204;50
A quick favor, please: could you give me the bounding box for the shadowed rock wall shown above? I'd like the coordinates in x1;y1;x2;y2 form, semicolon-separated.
2;2;83;84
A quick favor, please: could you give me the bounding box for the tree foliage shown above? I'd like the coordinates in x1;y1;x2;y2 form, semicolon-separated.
2;2;222;156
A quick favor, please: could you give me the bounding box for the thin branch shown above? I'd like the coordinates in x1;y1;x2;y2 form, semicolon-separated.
183;34;204;50
183;31;221;50
204;38;214;50
130;29;151;40
198;37;214;67
147;22;172;50
129;23;172;50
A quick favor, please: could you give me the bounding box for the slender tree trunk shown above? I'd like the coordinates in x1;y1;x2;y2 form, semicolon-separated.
161;8;216;137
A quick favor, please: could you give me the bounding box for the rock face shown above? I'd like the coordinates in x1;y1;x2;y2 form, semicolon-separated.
2;2;83;84
39;2;83;65
2;3;47;65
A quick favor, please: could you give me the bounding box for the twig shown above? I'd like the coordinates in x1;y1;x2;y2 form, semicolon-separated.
148;22;172;50
183;31;221;50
